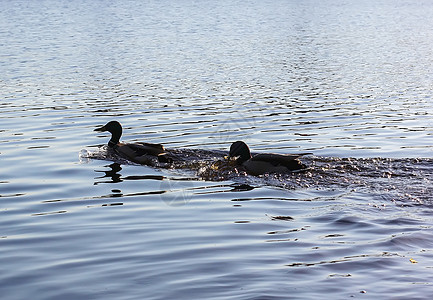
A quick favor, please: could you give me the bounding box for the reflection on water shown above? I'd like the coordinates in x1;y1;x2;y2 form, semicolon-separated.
2;0;433;299
90;148;433;207
94;162;165;184
95;163;123;183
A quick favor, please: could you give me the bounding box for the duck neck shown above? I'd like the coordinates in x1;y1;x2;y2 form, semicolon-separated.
108;131;121;148
108;139;118;148
237;151;252;165
237;156;249;164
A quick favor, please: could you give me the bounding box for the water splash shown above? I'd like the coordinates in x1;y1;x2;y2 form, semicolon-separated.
85;146;433;207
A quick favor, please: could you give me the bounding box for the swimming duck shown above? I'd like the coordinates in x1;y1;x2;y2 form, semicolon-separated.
229;141;310;176
94;121;170;164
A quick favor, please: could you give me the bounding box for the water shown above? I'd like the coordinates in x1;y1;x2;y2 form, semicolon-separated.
2;0;433;298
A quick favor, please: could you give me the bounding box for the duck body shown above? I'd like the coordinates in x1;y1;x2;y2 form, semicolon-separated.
94;121;169;164
229;141;309;176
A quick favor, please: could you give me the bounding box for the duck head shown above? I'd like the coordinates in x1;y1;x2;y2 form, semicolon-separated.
229;141;252;164
94;121;122;148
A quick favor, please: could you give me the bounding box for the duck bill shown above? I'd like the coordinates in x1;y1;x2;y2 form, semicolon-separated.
94;125;107;132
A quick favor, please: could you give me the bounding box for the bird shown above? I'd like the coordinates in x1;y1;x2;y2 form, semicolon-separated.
94;121;171;164
228;141;310;176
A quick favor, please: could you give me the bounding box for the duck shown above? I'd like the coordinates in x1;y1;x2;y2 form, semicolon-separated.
228;141;310;176
94;121;171;164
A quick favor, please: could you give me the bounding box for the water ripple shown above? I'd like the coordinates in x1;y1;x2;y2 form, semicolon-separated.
2;0;433;299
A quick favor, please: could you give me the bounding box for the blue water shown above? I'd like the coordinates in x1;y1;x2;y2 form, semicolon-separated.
2;0;433;299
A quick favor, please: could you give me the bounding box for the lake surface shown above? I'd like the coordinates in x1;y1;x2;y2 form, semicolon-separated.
2;0;433;299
